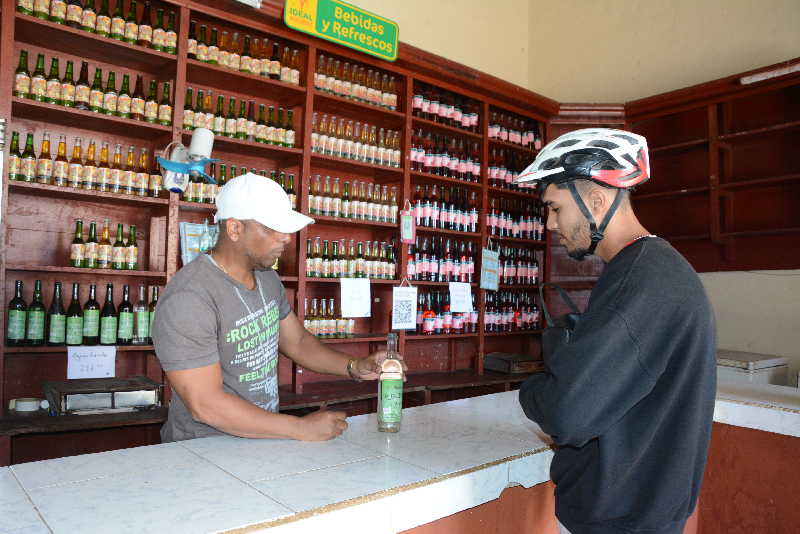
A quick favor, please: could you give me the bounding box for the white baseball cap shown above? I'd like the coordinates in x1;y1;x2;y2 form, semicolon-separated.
214;172;314;233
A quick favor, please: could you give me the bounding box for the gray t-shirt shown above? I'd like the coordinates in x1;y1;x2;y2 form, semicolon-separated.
153;254;291;442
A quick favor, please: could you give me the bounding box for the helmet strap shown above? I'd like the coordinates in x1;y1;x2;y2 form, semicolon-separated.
566;183;626;255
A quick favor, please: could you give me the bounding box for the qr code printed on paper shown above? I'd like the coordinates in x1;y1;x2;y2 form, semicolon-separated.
394;299;414;325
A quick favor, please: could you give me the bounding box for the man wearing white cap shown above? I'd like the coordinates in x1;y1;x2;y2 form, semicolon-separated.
153;173;400;442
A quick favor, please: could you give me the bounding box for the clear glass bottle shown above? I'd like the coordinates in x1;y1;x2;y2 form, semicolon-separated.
378;332;403;432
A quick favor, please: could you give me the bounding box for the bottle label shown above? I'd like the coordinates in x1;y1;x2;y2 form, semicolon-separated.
33;0;48;13
135;311;150;338
118;311;134;340
7;310;26;341
225;118;237;136
379;377;402;424
112;245;126;265
149;173;162;194
61;82;76;104
144;100;158;120
236;117;247;135
131;97;145;116
48;314;66;344
36;158;53;179
134;172;148;191
66;316;83;344
207;46;219;63
89;88;104;108
53;160;68;182
228;52;240;70
166;31;177;50
83;309;100;337
109;168;122;190
124;22;139;41
182;109;195;128
30;77;46;98
117;94;131;115
50;0;66;19
82;164;96;184
70;242;85;261
7;155;20;178
66;4;83;24
75;84;90;104
103;92;118;113
81;10;96;29
218;50;230;67
138;25;153;43
21;158;36;179
84;241;98;265
111;16;125;36
96;15;111;34
14;73;31;95
26;310;45;340
187;38;197;56
127;245;138;266
97;244;111;266
196;43;208;62
291;68;300;86
158;104;172;123
100;315;117;344
280;66;292;83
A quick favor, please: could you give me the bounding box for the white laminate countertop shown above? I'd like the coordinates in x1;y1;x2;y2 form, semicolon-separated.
3;380;799;534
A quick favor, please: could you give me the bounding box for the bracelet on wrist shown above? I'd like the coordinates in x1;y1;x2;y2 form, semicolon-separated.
347;358;363;382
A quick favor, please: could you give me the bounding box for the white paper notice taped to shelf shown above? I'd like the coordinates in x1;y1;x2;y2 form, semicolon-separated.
67;346;116;379
448;282;472;313
340;278;372;318
391;286;418;330
480;247;500;291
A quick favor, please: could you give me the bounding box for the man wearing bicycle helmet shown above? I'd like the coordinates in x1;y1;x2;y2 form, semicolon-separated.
516;129;716;534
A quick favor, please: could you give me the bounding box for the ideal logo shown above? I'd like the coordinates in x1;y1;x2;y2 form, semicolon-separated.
288;0;313;22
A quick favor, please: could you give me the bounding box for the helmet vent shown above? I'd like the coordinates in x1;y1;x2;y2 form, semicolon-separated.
554;139;581;149
587;140;619;150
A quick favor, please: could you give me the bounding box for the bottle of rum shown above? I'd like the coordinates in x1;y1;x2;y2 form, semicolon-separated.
378;333;403;432
6;281;28;346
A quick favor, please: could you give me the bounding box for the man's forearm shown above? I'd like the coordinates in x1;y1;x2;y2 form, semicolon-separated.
193;390;308;439
288;329;352;376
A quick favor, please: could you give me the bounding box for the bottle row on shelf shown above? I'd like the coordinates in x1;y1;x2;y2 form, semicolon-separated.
16;0;178;54
415;289;479;335
409;129;482;182
305;238;398;280
493;246;541;285
486;198;546;241
314;53;399;111
183;88;296;147
70;219;139;270
188;20;301;85
310;113;401;168
303;297;355;339
487;111;542;150
14;51;173;124
6;279;159;347
488;147;537;191
182;164;296;208
308;175;399;223
405;237;477;284
7;132;163;197
411;81;481;133
483;290;541;332
411;184;480;233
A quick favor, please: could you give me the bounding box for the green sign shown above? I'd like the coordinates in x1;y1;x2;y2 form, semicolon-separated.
284;0;398;62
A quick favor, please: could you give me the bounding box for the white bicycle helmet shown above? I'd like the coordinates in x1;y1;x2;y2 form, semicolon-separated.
515;128;651;256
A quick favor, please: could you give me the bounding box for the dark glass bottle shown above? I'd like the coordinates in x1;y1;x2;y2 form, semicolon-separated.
82;283;100;344
99;283;117;345
6;281;27;346
47;281;67;346
26;280;46;346
66;282;83;346
117;284;134;345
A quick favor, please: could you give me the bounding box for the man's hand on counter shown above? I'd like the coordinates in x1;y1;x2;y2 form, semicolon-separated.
299;408;349;440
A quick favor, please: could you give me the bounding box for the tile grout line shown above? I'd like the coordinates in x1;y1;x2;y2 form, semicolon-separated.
9;468;55;534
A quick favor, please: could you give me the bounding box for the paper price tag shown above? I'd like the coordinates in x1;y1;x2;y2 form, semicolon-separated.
448;282;472;313
391;286;418;330
340;278;372;317
400;209;416;244
67;345;117;379
480;247;500;291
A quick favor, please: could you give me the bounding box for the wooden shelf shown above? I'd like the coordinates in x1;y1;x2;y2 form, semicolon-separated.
497;284;540;289
312;214;398;228
8;181;169;207
410;170;483;189
310;153;403;179
484;330;542;337
718;120;800;141
649;138;708;154
412;116;483;141
406;333;479;340
11;97;173;140
720;173;800;190
313;90;405;125
178;200;216;212
0;407;168;437
486;235;546;246
181;131;303;160
488;186;539;199
6;265;168;278
489;138;539;155
633;186;711;201
280;276;299;283
719;228;800;239
305;278;398;284
4;345;154;354
186;59;306;105
416;226;480;238
409;280;477;287
319;334;388;344
14;13;176;75
547;280;597;289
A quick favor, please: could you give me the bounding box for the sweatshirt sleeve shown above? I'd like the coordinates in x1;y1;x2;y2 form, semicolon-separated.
519;306;657;447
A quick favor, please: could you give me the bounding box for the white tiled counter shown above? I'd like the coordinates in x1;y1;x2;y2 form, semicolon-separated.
3;381;799;534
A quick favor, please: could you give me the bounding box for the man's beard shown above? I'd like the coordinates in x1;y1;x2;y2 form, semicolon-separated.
565;222;592;261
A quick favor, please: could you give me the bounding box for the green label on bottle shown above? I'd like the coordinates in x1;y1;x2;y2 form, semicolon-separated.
67;316;83;345
135;311;150;338
100;316;118;344
48;314;66;343
7;310;26;340
379;378;403;423
118;312;134;340
83;309;100;338
26;310;45;340
149;310;156;337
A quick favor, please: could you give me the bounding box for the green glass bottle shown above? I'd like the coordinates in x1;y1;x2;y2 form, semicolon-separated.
80;0;97;33
266;105;276;145
89;67;104;112
285;109;295;148
212;94;225;135
112;223;126;269
17;0;34;15
133;285;149;345
82;283;100;345
255;104;267;143
110;0;125;40
117;284;134;345
49;0;67;24
66;282;83;346
144;80;158;123
116;73;132;118
47;281;67;346
33;0;50;18
83;220;99;268
99;283;117;345
182;86;194;130
30;53;47;102
60;60;76;107
123;0;139;45
102;70;117;116
148;286;159;342
126;225;138;270
157;82;172;126
225;96;237;138
13;50;31;99
20;133;37;182
70;219;85;267
150;8;165;52
164;10;177;54
8;132;21;181
235;99;247;140
26;280;46;346
95;0;111;37
6;280;27;346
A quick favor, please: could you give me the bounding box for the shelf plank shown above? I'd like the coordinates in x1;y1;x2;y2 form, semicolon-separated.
181;130;303;160
489;138;539;155
11;97;173;140
6;265;168;277
408;280;477;287
486;235;546;247
8;181;169;207
497;284;540;289
178;200;216;212
484;330;542;337
488;185;539;199
718;120;800;141
318;334;388;344
719;228;800;239
633;186;711;201
412;116;483;141
0;407;168;437
406;333;479;340
280;276;299;283
310;153;403;179
186;59;306;105
648;138;708;154
4;345;154;354
311;214;398;228
313;90;405;125
416;226;481;239
14;13;176;75
410;170;482;189
305;278;399;284
719;173;800;191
